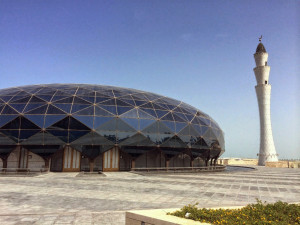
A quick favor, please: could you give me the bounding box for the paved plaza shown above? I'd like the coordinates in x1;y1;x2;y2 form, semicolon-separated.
0;166;299;224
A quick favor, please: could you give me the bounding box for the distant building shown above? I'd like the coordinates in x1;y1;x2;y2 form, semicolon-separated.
0;84;225;172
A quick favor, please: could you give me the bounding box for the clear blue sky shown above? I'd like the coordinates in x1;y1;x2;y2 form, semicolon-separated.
0;0;299;159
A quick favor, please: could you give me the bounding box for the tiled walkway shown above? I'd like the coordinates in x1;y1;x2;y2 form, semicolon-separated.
0;166;299;224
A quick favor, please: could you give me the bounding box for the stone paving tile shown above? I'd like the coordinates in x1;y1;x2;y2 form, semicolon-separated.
0;166;299;224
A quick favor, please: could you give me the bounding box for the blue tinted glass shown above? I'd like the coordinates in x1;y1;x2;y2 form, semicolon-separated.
160;113;174;121
175;122;187;133
99;105;117;115
75;106;95;116
139;108;157;118
0;115;18;127
120;118;138;131
139;119;155;131
71;104;90;113
46;105;66;114
73;97;91;104
24;115;45;128
44;115;66;128
120;108;138;118
24;104;45;113
73;115;94;129
117;106;132;115
1;105;18;114
9;104;27;113
161;121;175;133
94;116;114;129
25;105;48;114
137;109;155;119
53;104;72;113
155;110;169;118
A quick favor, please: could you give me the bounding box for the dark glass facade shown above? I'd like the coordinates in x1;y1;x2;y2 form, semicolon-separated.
0;84;224;171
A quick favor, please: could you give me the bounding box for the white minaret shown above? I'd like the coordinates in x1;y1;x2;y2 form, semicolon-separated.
253;38;278;166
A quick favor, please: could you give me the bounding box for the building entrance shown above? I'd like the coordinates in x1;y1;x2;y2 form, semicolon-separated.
63;146;81;172
103;147;119;171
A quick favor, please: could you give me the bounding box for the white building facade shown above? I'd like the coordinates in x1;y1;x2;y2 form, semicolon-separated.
253;42;278;166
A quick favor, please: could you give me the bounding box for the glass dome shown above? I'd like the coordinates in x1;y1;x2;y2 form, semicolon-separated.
0;84;224;169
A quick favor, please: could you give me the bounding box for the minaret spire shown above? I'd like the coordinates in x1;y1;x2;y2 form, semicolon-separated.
253;40;278;166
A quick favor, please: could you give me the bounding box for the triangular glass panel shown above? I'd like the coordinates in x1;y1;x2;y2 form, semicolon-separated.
139;108;157;118
94;116;114;129
10;96;31;103
117;106;133;115
53;96;74;104
51;95;69;102
172;113;186;122
120;118;138;131
98;99;116;105
158;121;173;134
69;117;90;130
95;118;117;131
134;100;148;106
0;96;14;102
161;135;187;148
139;119;155;131
47;116;69;130
95;129;117;142
117;131;137;144
137;109;155;119
77;96;95;104
75;88;93;96
46;105;67;114
74;105;95;116
190;125;200;136
152;103;168;110
9;103;27;113
184;114;194;122
73;115;94;129
119;108;138;118
24;103;45;113
173;107;183;113
2;117;20;129
18;116;42;129
69;130;90;143
141;121;158;133
0;115;18;128
9;94;29;103
73;97;92;105
53;104;72;113
94;106;113;116
175;122;187;133
99;105;117;115
1;105;19;114
1;130;19;142
178;125;190;136
44;115;66;128
178;135;192;146
117;98;135;106
160;112;174;121
19;130;41;142
166;104;177;110
192;124;202;136
199;117;211;126
36;88;56;95
119;133;155;147
155;110;169;118
115;99;133;107
71;104;90;113
157;133;174;145
0;132;17;144
95;97;110;103
46;130;68;143
201;126;209;136
25;105;48;115
28;95;47;104
24;115;45;128
139;102;154;109
161;121;175;133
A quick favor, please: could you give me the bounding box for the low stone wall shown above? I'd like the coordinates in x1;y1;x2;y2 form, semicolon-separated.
266;161;300;168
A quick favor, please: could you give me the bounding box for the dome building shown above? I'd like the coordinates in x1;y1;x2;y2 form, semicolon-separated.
0;84;224;172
